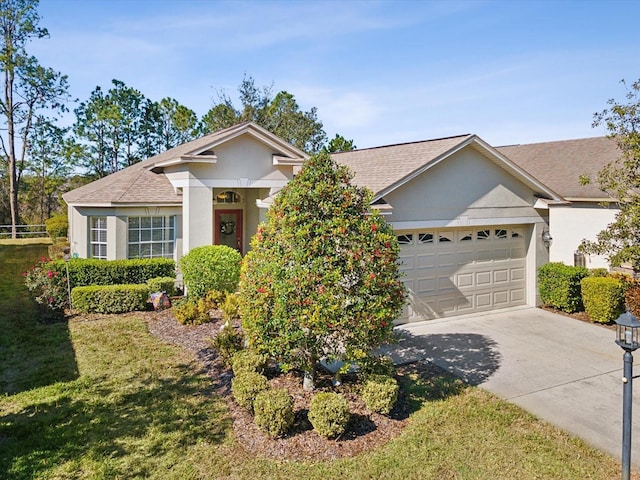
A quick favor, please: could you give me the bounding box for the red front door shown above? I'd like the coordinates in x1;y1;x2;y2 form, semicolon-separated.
215;209;243;253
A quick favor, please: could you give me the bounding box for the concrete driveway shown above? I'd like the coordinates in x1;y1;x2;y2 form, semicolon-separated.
386;306;639;466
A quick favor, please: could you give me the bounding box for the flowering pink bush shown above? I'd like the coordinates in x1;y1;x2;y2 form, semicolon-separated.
24;258;68;313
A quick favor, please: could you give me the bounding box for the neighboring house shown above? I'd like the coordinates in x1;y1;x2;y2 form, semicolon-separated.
63;122;615;323
498;137;620;270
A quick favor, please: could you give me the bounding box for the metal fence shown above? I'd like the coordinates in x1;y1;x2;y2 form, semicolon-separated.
0;224;47;238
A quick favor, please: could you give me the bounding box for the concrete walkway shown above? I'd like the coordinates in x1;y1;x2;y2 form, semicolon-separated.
385;307;640;466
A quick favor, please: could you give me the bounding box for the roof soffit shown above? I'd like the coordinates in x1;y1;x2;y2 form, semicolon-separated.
151;122;308;172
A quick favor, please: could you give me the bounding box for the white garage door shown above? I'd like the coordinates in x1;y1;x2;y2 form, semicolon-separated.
398;226;527;322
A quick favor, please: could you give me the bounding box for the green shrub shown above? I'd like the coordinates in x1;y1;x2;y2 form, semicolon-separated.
626;285;640;318
231;349;268;375
45;214;68;240
24;257;69;313
239;152;406;390
172;296;211;325
221;292;240;320
253;388;294;438
147;276;177;296
308;392;350;438
212;321;244;365
358;354;396;380
55;257;175;291
231;371;270;412
581;277;626;323
589;268;609;277
204;289;226;309
538;262;589;312
180;245;242;298
71;284;150;313
360;374;399;415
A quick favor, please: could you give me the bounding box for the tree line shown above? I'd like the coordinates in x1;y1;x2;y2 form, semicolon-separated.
0;0;354;237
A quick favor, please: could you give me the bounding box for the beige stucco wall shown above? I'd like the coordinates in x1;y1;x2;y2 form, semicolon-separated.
68;205;182;261
385;147;550;308
164;135;295;190
549;202;617;270
385;148;545;227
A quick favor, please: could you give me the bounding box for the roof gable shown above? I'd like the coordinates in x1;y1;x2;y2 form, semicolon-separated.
148;122;308;170
63;122;309;206
334;134;562;202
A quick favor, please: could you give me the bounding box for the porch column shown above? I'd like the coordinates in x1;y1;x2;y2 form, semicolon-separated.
183;180;212;255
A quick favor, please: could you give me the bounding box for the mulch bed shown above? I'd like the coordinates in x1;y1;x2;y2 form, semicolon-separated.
141;308;435;461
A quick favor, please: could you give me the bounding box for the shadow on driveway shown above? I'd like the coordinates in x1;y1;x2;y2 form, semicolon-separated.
390;331;502;386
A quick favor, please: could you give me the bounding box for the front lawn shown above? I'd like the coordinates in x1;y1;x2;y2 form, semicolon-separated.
0;244;629;479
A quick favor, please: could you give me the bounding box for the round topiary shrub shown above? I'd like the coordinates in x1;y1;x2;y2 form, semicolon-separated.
308;392;350;438
180;245;242;298
253;388;294;438
231;349;268;375
231;371;270;412
360;374;399;415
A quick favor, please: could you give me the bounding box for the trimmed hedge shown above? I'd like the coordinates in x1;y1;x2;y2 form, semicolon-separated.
581;277;626;323
147;276;177;296
538;262;589;313
231;371;270;413
53;257;175;290
71;284;150;313
231;350;267;375
180;245;241;297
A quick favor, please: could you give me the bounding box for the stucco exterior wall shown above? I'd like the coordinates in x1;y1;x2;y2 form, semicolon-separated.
164;135;295;190
384;147;550;309
385;148;545;228
68;205;182;260
549;203;617;269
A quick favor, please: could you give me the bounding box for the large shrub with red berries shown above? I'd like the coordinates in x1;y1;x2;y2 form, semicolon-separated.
239;152;406;387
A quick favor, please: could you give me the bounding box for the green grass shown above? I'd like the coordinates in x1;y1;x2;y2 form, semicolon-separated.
0;243;628;479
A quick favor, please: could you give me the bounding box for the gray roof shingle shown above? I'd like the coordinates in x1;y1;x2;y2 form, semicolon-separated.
497;137;620;200
332;134;473;196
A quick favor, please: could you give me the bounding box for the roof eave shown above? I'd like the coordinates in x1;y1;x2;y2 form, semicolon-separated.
67;201;183;208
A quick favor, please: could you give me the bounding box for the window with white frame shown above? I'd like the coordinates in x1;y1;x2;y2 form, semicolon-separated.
90;216;107;259
128;216;175;259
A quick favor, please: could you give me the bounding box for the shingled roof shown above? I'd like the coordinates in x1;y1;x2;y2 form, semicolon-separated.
497;137;620;200
332;135;474;196
63;122;307;205
332;134;561;201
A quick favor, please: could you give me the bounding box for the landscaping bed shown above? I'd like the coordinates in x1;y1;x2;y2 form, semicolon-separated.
143;308;449;461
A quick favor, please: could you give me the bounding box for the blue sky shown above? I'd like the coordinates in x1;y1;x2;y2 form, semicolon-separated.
32;0;640;149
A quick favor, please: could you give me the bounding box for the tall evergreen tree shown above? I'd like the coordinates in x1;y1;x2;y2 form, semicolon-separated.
0;0;69;237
